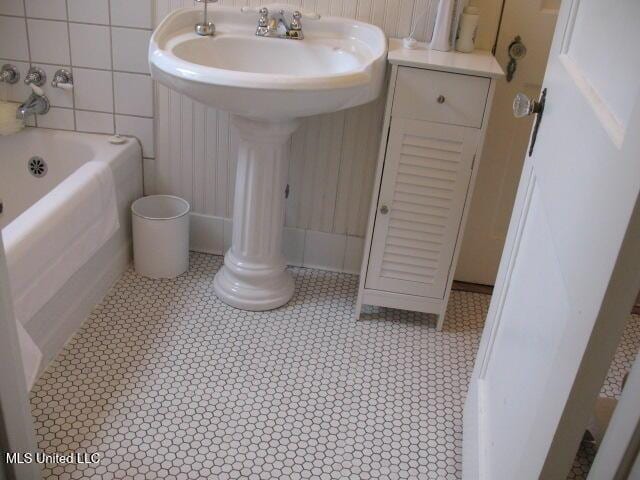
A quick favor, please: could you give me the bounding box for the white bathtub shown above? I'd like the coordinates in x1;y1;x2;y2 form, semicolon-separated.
0;128;142;382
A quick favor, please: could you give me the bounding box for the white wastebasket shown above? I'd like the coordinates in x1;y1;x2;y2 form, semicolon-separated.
131;195;190;279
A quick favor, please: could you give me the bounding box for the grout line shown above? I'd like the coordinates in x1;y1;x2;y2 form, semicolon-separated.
64;0;77;130
107;0;116;133
0;13;153;31
21;0;35;125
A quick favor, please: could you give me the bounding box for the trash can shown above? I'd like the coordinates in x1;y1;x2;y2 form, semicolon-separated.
131;195;190;279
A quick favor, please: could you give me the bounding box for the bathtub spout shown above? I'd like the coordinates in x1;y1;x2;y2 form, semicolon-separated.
16;92;50;121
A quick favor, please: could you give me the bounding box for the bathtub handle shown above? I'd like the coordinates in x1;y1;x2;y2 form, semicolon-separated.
51;69;74;90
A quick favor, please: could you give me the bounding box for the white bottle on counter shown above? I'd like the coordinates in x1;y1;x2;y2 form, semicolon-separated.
455;6;480;53
430;0;455;52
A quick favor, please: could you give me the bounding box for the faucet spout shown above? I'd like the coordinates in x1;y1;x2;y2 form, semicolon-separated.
255;8;304;40
16;91;50;121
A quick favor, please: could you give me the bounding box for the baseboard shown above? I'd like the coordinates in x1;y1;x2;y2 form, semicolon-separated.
452;281;494;295
189;212;365;274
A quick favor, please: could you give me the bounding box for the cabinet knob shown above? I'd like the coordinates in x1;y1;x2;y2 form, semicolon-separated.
379;205;389;215
437;95;446;104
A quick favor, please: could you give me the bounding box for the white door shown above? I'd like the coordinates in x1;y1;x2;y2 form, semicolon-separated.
456;0;559;285
464;1;640;479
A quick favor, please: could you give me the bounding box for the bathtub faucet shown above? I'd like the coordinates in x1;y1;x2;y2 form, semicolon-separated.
16;87;50;121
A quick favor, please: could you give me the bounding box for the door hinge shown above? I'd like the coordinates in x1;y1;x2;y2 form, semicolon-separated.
285;184;290;199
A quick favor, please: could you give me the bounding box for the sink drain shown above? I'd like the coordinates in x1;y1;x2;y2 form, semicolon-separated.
28;156;47;177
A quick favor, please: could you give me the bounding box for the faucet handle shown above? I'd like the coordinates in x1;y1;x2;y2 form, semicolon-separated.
29;83;45;97
24;67;46;87
258;7;269;26
51;69;73;90
0;64;20;84
290;11;302;30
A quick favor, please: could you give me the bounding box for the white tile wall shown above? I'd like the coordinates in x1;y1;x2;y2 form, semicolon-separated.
115;115;154;157
0;0;25;16
75;110;115;134
69;23;112;69
114;73;154;117
36;107;74;130
111;0;153;28
73;68;113;112
112;28;151;74
27;19;71;64
25;0;67;20
0;16;29;60
67;0;110;24
0;0;156;179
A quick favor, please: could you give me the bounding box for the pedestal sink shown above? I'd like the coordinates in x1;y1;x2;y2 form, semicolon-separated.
149;5;387;310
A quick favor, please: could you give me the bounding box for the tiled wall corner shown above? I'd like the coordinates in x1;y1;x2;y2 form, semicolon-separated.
0;0;156;187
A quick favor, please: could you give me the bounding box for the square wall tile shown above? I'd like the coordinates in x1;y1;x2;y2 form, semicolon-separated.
25;0;67;20
28;19;70;64
112;28;151;74
36;107;74;130
114;72;153;117
38;65;74;108
67;0;110;24
110;0;153;29
73;68;113;112
0;0;25;16
70;23;111;69
116;115;154;157
76;110;114;134
0;17;29;61
303;231;347;271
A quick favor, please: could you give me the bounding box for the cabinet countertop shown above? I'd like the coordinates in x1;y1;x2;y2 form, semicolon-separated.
387;38;504;79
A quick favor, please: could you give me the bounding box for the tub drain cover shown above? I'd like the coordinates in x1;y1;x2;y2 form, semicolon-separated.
28;156;47;177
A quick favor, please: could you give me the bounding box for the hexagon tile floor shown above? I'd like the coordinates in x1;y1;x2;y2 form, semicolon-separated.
29;252;639;479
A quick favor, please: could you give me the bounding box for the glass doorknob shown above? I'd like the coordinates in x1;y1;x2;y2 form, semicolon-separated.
513;92;542;118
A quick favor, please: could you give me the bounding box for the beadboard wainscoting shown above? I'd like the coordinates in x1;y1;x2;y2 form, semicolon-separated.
154;0;442;272
189;213;366;273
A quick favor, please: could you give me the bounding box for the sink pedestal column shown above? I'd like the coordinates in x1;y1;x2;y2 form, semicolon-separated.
213;115;300;310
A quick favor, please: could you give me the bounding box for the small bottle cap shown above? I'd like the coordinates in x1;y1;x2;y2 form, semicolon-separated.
403;37;418;49
108;134;127;145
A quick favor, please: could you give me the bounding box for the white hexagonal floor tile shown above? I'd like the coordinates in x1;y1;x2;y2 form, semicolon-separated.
29;253;639;479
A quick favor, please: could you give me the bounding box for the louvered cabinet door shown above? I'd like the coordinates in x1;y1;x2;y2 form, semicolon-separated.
365;118;480;298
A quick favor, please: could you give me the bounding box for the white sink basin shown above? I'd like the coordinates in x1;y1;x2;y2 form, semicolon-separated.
149;6;387;119
149;5;387;311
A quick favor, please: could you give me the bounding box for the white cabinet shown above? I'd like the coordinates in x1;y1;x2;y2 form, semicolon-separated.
356;40;503;330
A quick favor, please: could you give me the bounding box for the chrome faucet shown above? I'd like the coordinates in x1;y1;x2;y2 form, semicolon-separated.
16;89;50;121
256;8;304;39
17;66;49;120
195;0;217;36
